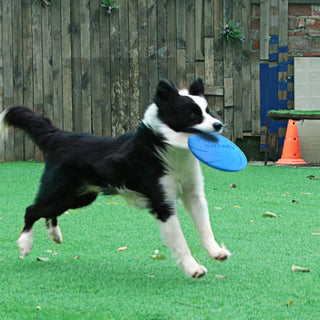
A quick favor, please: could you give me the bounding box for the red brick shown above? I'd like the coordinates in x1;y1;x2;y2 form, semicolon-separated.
294;31;306;37
252;39;260;50
288;4;312;17
288;31;294;37
303;52;320;56
306;18;320;30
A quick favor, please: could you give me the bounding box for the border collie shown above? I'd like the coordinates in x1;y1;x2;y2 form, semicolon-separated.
0;78;230;278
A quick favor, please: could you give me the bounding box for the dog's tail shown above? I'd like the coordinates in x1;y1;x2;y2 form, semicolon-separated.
0;106;59;152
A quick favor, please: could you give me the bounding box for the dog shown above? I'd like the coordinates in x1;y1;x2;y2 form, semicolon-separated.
0;78;230;278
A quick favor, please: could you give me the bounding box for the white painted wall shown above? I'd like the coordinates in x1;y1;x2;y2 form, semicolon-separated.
294;57;320;164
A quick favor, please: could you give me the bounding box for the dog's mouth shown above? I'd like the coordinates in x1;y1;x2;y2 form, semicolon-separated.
185;124;224;135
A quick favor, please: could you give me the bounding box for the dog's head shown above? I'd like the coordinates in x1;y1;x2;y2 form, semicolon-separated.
143;78;223;148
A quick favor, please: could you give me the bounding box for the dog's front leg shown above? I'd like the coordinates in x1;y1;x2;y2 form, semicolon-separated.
158;214;207;278
182;192;231;261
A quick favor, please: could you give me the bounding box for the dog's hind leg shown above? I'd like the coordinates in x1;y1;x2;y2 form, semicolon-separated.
46;217;63;244
17;204;40;256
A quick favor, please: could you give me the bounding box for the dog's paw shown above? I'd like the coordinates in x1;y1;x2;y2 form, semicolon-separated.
182;259;208;278
48;225;63;244
189;264;208;278
17;231;33;256
209;244;231;261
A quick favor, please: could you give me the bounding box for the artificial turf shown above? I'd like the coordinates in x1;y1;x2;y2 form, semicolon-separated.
0;161;319;319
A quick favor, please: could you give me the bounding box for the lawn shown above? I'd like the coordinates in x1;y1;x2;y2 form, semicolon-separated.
0;162;319;319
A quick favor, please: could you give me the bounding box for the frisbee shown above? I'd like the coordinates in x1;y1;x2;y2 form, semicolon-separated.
188;133;247;172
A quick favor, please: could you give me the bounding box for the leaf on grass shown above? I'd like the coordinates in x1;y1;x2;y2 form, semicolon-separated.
291;265;310;273
73;255;79;259
117;246;127;251
307;175;320;180
150;254;166;260
312;231;320;236
37;257;50;262
36;306;41;310
107;201;117;205
214;207;224;210
230;184;237;188
233;205;241;209
286;298;293;307
215;274;227;279
262;211;278;218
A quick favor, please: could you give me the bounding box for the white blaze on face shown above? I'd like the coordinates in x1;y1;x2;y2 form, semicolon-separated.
178;90;223;133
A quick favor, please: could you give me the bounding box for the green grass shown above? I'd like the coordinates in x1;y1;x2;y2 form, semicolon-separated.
0;162;320;319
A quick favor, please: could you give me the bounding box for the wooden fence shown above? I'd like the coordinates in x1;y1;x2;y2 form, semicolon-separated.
0;0;276;161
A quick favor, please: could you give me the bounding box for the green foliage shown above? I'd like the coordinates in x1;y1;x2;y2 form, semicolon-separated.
218;21;245;42
100;0;119;14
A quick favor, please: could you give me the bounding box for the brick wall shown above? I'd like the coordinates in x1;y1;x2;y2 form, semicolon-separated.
250;3;320;59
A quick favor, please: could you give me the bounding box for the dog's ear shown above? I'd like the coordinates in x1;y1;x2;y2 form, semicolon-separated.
154;80;179;104
189;78;204;96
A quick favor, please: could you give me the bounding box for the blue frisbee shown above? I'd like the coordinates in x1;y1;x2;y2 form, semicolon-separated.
188;133;247;172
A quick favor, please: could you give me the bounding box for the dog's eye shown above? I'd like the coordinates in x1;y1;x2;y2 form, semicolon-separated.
190;113;198;119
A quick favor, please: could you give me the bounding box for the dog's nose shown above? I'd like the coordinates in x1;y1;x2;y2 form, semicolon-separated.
213;122;223;132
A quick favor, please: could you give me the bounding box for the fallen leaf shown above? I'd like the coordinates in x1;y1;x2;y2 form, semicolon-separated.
230;184;237;188
215;274;227;279
73;255;79;259
286;298;293;306
36;306;41;310
107;201;117;205
214;207;224;210
150;254;166;260
291;265;310;273
154;249;159;254
312;231;320;235
233;205;241;209
117;246;127;251
262;211;278;218
307;175;320;180
37;257;50;262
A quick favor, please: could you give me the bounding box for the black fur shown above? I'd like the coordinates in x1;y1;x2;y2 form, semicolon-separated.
3;105;175;236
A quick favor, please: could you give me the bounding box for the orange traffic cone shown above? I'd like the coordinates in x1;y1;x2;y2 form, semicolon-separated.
276;119;307;165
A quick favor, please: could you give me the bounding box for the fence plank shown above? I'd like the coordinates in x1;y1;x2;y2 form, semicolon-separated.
195;0;204;60
3;1;14;161
80;0;91;133
91;1;102;136
119;0;130;133
204;37;214;86
52;0;63;130
71;0;82;132
21;0;34;160
61;0;73;131
260;0;270;60
99;7;111;136
12;0;24;160
137;0;149;115
129;0;140;129
157;0;168;80
167;0;177;81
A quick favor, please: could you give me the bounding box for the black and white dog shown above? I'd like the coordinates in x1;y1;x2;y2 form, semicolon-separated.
0;78;230;278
